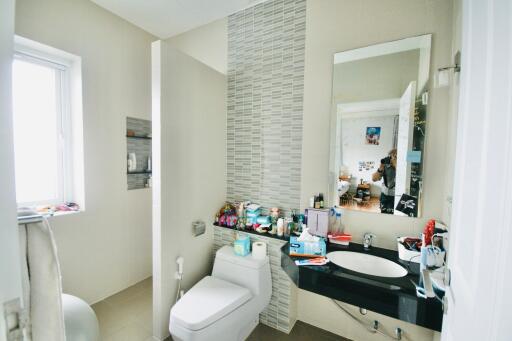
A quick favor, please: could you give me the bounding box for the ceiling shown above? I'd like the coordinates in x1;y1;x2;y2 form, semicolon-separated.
90;0;266;39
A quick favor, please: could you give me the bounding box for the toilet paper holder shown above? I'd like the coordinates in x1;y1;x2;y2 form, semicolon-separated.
192;220;206;237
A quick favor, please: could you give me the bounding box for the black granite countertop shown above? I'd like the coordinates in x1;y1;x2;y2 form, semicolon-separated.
280;241;444;332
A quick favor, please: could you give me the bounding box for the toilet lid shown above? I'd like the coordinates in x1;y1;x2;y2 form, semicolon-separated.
170;276;252;331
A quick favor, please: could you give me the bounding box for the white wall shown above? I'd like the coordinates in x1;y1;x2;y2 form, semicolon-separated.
166;18;228;75
152;41;226;340
15;0;156;304
442;0;462;224
0;1;23;340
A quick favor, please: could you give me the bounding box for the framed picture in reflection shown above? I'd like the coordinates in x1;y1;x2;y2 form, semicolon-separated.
365;127;381;145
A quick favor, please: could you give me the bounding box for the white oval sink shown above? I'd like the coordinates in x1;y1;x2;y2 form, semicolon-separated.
326;251;408;278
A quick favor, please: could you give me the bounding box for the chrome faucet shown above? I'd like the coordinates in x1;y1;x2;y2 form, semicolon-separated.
363;233;376;249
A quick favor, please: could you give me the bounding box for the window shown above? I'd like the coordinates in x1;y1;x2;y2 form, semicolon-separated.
12;37;83;207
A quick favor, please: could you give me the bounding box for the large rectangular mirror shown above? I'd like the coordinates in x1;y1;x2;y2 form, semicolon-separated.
329;35;431;218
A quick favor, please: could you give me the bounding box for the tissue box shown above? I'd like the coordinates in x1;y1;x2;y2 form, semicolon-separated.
234;235;250;256
289;236;326;258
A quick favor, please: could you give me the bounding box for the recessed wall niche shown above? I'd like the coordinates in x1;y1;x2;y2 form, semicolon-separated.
126;117;152;190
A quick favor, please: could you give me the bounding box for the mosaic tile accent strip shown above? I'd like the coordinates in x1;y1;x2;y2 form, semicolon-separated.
226;0;306;214
213;225;297;333
127;117;152;190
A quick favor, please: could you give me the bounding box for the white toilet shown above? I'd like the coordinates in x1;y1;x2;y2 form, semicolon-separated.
169;245;271;341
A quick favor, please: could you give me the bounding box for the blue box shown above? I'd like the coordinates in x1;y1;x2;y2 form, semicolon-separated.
289;236;327;257
234;235;251;256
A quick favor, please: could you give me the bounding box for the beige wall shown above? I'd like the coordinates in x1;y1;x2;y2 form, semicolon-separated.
15;0;156;304
152;42;227;340
166;18;228;75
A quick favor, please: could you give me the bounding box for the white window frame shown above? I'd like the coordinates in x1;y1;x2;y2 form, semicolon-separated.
13;40;75;207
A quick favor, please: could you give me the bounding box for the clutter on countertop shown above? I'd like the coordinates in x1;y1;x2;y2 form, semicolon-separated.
35;202;80;215
397;219;448;266
418;219;448;269
289;236;327;258
213;197;350;244
311;193;325;209
295;257;329;266
306;208;329;237
328;233;352;246
397;236;422;263
297;228;320;242
215;203;238;228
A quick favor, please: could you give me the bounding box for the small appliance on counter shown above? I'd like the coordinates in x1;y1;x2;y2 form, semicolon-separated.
306;208;329;237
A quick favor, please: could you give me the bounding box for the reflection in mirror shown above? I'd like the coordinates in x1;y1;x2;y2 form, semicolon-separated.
329;35;431;218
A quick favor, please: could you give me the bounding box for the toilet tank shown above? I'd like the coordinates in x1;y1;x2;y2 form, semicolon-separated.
212;246;271;300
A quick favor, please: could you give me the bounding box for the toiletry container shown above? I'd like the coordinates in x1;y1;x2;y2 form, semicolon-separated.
128;153;137;172
234;235;250;256
169;246;271;341
306;208;329;237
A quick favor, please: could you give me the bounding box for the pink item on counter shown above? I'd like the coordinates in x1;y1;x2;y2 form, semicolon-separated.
328;233;352;246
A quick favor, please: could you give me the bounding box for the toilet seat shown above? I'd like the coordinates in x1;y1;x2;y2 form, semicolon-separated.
170;276;252;331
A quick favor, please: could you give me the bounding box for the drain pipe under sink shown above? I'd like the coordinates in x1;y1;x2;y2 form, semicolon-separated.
332;300;403;340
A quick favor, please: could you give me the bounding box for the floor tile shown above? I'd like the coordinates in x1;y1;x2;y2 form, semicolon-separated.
247;321;350;341
104;321;151;341
104;282;149;307
94;277;153;340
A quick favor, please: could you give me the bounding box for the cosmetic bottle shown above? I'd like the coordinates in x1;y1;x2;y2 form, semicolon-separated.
309;196;315;208
314;195;320;209
277;218;284;237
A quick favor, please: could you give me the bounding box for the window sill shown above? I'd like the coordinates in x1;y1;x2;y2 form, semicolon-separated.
17;208;82;224
48;210;82;219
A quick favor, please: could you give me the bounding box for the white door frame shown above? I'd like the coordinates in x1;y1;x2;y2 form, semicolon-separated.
0;0;24;341
442;0;512;340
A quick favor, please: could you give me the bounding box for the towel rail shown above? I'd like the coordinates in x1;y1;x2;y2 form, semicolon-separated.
17;214;49;224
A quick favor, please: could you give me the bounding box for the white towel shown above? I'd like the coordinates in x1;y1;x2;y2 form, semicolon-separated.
19;216;66;341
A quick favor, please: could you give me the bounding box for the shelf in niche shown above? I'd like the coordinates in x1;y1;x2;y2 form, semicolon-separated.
126;135;152;140
127;171;152;175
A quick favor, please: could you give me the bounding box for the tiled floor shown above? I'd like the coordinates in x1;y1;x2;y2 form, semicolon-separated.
93;277;349;341
91;277;154;341
246;321;349;341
